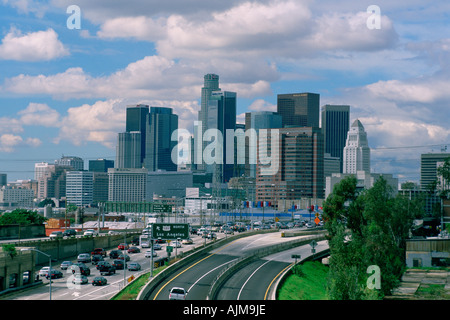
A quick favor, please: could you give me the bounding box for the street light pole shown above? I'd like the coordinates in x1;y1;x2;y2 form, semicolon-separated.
21;248;52;300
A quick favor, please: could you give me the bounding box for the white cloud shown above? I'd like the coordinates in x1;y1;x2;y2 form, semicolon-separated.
17;103;61;127
0;133;41;152
0;28;69;61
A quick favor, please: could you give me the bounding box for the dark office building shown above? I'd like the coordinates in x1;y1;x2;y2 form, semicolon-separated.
256;127;324;204
420;152;450;190
144;107;178;172
207;90;237;183
277;92;320;128
125;104;149;166
89;159;114;173
321;104;350;172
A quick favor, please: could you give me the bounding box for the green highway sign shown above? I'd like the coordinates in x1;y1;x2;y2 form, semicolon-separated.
152;204;172;213
152;223;189;240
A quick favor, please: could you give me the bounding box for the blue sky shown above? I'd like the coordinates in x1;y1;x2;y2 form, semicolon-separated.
1;0;450;184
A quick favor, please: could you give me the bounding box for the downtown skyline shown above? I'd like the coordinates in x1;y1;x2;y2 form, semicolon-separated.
0;1;450;185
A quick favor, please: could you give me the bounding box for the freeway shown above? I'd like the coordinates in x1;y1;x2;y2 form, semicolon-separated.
215;240;329;300
1;233;221;301
146;230;327;300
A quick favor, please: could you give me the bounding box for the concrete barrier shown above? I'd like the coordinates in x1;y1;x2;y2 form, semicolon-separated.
206;234;327;300
137;229;277;300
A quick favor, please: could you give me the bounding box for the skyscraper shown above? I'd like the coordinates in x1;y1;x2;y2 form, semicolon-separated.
116;131;142;169
321;104;350;172
277;92;320;128
256;127;324;204
343;119;370;174
126;104;149;166
144;107;178;171
206;90;237;182
196;74;220;172
244;111;283;178
420;152;450;190
66;171;94;206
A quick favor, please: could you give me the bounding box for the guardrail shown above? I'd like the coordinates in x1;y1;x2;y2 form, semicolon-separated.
136;229;278;300
206;233;327;300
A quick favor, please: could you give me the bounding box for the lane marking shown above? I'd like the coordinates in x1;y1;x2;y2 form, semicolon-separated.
153;239;241;300
188;258;239;293
237;259;271;300
264;263;294;300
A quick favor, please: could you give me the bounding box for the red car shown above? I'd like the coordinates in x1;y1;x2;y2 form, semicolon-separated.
91;248;106;257
118;243;129;250
127;246;140;254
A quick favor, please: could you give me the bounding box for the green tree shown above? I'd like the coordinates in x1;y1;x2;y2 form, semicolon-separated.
0;209;47;226
324;176;415;299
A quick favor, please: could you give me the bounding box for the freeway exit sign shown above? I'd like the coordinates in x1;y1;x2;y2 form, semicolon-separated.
152;223;189;240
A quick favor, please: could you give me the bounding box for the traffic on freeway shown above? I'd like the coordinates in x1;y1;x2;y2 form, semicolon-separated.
1;227;228;300
146;226;327;301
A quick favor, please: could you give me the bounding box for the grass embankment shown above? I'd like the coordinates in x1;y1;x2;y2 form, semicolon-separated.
277;261;329;300
112;266;167;300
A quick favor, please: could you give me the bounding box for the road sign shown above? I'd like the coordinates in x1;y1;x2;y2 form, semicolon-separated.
314;217;321;225
309;240;317;249
152;204;172;213
151;223;189;240
166;246;173;253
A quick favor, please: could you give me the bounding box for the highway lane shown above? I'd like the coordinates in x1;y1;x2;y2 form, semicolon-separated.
2;233;222;300
147;231;322;300
216;240;329;300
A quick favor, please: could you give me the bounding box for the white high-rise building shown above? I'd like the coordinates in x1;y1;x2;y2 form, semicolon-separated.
35;162;49;180
343;119;370;174
66;171;94;207
108;168;149;202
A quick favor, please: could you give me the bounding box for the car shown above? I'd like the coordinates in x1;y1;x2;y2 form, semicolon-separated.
63;229;77;237
172;241;182;248
182;238;193;245
70;263;91;276
152;243;162;250
39;267;50;278
145;250;157;258
118;243;129;250
92;276;107;286
127;262;141;271
127;246;140;254
46;269;63;279
77;253;91;263
118;254;130;261
83;229;98;237
109;250;122;259
60;261;73;270
91;254;104;264
207;233;217;240
91;248;106;257
99;264;116;276
49;231;63;239
141;241;150;248
108;230;120;235
155;239;166;244
96;261;109;270
112;260;125;270
72;274;88;285
169;287;187;300
306;222;315;228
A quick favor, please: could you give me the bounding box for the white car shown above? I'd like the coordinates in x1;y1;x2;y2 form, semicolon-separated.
84;229;98;237
169;287;187;300
145;250;157;258
39;266;50;277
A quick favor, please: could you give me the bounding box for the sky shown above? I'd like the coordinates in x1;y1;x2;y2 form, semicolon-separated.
0;0;449;184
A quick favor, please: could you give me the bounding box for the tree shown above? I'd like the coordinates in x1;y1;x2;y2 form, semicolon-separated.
324;176;415;299
0;209;47;226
